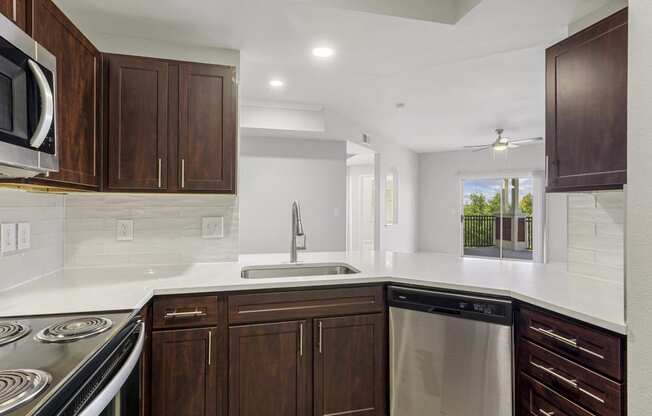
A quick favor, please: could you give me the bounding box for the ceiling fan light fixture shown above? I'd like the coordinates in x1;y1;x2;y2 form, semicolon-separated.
493;142;508;151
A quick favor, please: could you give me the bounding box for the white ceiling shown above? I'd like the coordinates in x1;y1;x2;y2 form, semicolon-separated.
56;0;611;153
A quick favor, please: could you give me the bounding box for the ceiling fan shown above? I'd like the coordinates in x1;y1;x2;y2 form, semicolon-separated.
464;128;543;152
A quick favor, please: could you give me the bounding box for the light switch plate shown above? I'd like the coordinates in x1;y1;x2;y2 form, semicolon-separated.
116;220;134;241
1;223;17;255
202;217;224;239
17;222;30;250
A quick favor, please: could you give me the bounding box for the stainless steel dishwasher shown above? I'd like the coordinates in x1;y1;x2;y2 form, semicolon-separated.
388;286;514;416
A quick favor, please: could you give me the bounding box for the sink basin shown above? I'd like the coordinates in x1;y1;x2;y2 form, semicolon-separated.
241;263;361;279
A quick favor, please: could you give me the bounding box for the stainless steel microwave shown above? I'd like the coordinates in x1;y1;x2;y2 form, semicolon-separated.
0;13;57;178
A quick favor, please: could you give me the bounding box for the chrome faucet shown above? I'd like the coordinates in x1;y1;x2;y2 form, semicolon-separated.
290;201;306;263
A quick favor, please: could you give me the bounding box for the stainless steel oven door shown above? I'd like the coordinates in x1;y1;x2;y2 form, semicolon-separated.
77;322;145;416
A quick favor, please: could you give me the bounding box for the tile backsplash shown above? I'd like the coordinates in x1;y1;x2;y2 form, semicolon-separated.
0;189;64;290
64;194;239;267
567;192;624;283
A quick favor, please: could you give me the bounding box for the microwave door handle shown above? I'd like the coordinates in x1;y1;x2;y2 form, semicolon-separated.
27;59;54;149
77;321;145;416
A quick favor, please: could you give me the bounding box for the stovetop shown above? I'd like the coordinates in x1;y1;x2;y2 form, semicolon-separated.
0;312;133;416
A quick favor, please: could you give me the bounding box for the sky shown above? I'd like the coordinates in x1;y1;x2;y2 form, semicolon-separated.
463;177;533;205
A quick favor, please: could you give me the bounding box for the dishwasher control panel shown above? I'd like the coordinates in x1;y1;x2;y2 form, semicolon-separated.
388;286;513;325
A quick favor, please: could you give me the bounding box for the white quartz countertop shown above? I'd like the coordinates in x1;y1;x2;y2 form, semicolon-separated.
0;251;626;334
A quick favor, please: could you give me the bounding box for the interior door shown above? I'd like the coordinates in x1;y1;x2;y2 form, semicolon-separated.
314;314;386;416
229;321;310;416
178;62;236;192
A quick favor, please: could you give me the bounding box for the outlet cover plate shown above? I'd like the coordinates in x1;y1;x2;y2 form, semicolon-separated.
202;217;224;239
116;220;134;241
1;223;17;254
17;222;30;250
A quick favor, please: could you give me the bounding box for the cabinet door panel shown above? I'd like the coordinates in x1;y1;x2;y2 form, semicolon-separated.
314;314;386;416
179;62;236;192
546;8;627;192
0;0;26;32
106;54;168;190
229;321;309;416
32;0;100;188
152;327;218;416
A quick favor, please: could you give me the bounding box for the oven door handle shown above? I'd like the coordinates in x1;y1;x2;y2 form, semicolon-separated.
27;59;55;149
77;321;145;416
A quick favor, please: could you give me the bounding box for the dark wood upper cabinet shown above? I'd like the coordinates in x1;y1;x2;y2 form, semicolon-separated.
3;0;102;190
546;8;628;192
314;314;386;416
229;321;310;416
0;0;27;32
102;55;236;193
104;54;169;191
178;62;236;193
152;327;219;416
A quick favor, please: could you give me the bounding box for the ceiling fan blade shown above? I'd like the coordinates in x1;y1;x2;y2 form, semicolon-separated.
472;146;490;152
504;137;543;144
464;144;493;149
507;143;519;148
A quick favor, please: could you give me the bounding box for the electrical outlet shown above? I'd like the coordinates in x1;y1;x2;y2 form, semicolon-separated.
17;223;30;250
116;220;134;241
1;223;17;255
202;217;224;239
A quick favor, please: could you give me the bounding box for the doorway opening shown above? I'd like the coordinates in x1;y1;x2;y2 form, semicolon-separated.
461;176;538;261
346;142;377;252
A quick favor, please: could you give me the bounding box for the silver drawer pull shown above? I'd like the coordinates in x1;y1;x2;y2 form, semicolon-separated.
539;409;555;416
579;387;606;404
530;361;577;388
529;326;605;360
164;309;207;319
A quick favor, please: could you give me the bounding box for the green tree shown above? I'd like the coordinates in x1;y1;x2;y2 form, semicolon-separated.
464;193;488;215
520;192;533;215
488;193;501;215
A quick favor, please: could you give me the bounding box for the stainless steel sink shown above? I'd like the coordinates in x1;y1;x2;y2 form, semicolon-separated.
241;263;361;279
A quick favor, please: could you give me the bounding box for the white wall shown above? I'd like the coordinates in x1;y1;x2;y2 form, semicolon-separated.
324;110;419;252
569;0;628;35
626;0;652;412
239;136;347;254
418;144;550;255
0;190;63;291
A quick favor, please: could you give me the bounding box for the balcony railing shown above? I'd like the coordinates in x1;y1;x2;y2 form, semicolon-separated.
464;215;533;250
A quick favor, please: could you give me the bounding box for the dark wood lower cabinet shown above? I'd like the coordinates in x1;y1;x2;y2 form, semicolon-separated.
314;314;386;416
152;327;219;416
229;321;310;416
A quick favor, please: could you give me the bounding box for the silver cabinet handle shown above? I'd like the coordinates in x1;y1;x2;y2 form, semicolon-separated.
529;326;605;359
318;321;323;354
208;330;212;366
181;159;185;188
539;409;554;416
27;60;55;149
579;387;605;404
530;360;605;404
530;361;577;388
164;309;207;319
158;158;162;188
299;322;304;357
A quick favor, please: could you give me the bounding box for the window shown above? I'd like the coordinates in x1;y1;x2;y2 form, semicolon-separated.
385;170;398;226
462;177;535;261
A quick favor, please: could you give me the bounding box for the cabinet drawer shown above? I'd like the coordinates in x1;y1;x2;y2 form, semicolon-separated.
519;307;623;380
153;295;221;329
519;373;594;416
519;340;622;415
228;286;384;324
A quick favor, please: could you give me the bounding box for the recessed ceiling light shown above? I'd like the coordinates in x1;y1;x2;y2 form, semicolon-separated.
312;47;335;58
269;79;284;88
